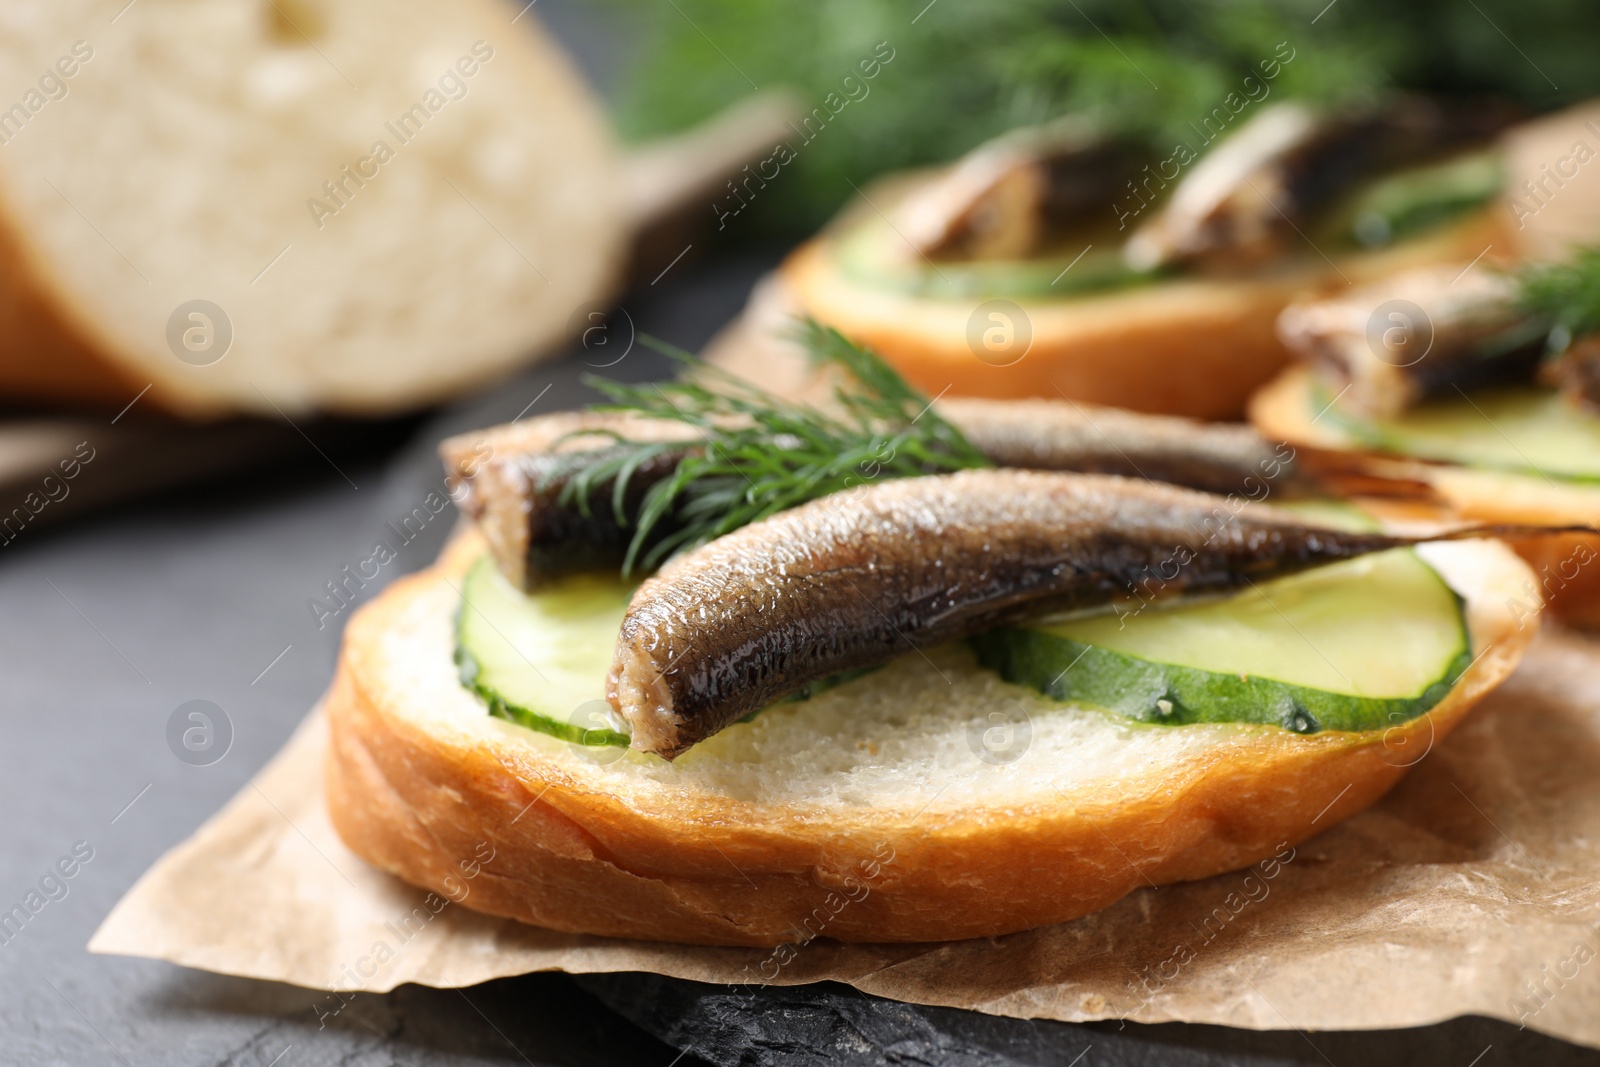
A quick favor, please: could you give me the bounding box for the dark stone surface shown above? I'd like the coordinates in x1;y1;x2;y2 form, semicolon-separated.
580;972;1600;1067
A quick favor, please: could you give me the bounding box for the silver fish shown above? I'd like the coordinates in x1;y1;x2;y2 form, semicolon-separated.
1127;99;1514;272
443;399;1308;589
1277;266;1544;419
607;469;1551;758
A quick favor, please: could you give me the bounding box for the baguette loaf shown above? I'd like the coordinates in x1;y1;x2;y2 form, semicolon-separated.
0;0;622;417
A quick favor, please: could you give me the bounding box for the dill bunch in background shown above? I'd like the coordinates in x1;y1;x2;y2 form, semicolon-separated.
609;0;1596;236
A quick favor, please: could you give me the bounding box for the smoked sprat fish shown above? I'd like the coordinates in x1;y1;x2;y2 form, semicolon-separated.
439;411;697;590
1545;337;1600;414
893;119;1141;261
1278;266;1545;419
441;398;1309;590
1126;99;1515;271
606;469;1567;758
941;397;1304;496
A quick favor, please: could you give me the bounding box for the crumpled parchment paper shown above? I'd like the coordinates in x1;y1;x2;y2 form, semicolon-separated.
90;626;1600;1045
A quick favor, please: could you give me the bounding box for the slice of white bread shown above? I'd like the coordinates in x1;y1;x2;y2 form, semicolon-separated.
0;0;622;417
1252;366;1600;628
325;524;1536;946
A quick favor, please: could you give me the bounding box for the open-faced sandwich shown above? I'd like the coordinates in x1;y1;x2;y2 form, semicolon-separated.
1252;248;1600;628
325;324;1570;946
776;98;1600;419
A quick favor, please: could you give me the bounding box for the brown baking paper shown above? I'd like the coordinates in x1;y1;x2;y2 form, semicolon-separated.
90;625;1600;1046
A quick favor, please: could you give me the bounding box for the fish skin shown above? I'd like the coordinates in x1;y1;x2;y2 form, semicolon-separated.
447;400;1308;589
941;397;1305;497
1278;266;1544;419
1127;99;1517;272
894;119;1140;260
605;469;1467;759
439;412;699;589
1543;335;1600;414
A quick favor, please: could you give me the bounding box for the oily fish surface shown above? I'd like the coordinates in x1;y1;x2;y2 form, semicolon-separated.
375;530;1509;827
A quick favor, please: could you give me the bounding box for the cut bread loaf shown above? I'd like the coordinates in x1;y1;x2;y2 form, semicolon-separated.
1252;366;1600;628
325;524;1536;946
0;0;622;417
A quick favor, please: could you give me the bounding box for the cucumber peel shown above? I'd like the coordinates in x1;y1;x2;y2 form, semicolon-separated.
1322;150;1504;250
971;630;1468;733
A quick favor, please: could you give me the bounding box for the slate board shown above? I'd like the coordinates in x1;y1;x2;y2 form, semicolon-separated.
578;972;1600;1067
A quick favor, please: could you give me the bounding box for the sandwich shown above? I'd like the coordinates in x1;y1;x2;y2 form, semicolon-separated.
325;324;1564;946
1252;250;1600;628
776;98;1590;419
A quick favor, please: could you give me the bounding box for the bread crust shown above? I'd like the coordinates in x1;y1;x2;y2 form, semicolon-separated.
783;207;1512;421
1251;366;1600;628
325;525;1534;946
0;191;150;413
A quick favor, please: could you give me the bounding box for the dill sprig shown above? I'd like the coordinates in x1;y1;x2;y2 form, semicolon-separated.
1516;246;1600;353
560;319;991;575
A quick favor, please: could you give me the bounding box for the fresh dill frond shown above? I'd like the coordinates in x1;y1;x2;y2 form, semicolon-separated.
559;319;991;575
1516;246;1600;352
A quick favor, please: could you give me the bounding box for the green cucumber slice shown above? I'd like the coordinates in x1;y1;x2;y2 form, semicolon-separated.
456;556;632;746
971;548;1470;732
831;216;1163;301
1320;383;1600;483
1320;150;1504;250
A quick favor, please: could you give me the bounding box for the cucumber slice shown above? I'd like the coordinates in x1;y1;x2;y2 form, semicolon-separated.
1320;150;1504;250
971;549;1470;732
831;216;1163;301
1321;383;1600;483
456;556;632;746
